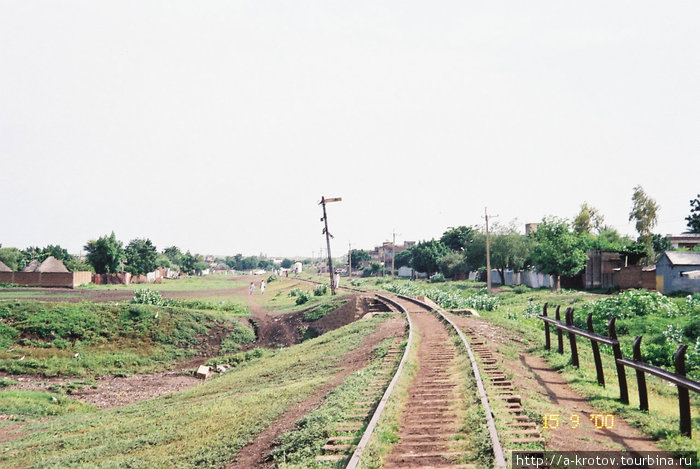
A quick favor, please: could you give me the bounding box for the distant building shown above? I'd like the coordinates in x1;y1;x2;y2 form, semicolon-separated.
525;223;540;235
656;251;700;294
0;260;11;272
666;233;700;250
368;241;415;267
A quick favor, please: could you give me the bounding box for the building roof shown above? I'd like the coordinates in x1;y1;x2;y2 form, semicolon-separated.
36;256;70;273
22;259;40;272
0;260;12;272
662;251;700;266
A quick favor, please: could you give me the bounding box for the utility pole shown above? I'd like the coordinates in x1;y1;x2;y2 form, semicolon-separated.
391;229;396;281
483;207;498;294
348;242;352;278
319;196;342;295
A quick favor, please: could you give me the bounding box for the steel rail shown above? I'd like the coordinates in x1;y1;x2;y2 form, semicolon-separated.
345;294;413;469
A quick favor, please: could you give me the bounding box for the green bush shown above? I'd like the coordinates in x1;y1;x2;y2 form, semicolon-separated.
430;273;446;283
313;284;328;296
289;288;302;297
132;288;165;306
219;321;256;354
296;291;311;305
267;274;278;283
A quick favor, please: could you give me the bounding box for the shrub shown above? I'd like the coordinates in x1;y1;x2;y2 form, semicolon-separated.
289;288;302;297
267;274;278;283
313;284;328;296
430;273;446;283
132;288;165;306
296;291;311;305
512;284;530;294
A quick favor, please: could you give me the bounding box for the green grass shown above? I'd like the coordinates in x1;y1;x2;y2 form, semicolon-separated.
0;315;392;468
0;300;250;377
0;389;96;417
303;300;348;322
78;274;249;292
270;336;400;468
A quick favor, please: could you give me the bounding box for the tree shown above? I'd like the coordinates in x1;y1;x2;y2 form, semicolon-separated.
84;232;125;274
394;249;413;269
438;252;470;278
530;217;587;291
162;246;183;266
686;194;700;233
281;258;294;269
181;251;208;274
410;240;449;275
350;250;370;268
628;185;659;264
490;226;533;285
573;202;605;234
155;254;171;269
124;238;158;276
440;226;477;252
464;231;486;272
0;247;23;271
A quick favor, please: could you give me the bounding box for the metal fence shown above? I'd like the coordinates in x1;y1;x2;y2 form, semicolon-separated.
537;303;699;437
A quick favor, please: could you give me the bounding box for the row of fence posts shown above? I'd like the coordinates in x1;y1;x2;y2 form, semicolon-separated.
537;303;700;437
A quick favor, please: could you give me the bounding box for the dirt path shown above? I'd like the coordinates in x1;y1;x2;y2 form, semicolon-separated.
227;315;406;469
447;313;662;453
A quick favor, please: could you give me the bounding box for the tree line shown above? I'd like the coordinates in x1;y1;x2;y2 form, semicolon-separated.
353;187;700;290
0;232;278;277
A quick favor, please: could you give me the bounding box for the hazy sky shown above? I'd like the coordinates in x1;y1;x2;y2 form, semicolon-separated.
1;1;698;258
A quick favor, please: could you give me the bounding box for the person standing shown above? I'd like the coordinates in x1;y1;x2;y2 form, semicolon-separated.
249;282;255;295
260;279;266;294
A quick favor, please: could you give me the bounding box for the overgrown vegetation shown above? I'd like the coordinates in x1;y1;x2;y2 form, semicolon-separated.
0;316;391;468
0;300;248;377
383;282;500;311
302;300;347;322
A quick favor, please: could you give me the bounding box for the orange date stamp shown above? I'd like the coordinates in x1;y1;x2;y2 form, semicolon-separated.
542;413;615;430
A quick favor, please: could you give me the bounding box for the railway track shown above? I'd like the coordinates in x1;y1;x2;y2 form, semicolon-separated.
342;294;508;469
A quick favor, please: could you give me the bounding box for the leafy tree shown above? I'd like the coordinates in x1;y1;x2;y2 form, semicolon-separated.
394;249;413;269
573;202;605;234
440;226;477;252
490;226;533;285
651;234;672;255
64;258;95;273
628;185;659;264
180;252;208;274
124;238;158;276
155;254;172;269
0;247;22;271
281;258;294;269
257;258;275;270
438;252;470;278
530;217;587;291
410;240;449;275
350;250;370;268
162;246;183;266
370;262;382;276
84;232;125;274
686;194;700;233
20;246;43;266
464;231;487;272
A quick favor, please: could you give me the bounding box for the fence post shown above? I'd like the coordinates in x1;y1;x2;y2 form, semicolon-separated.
674;345;691;437
555;306;564;354
565;308;579;367
632;336;649;411
543;303;550;350
609;318;629;404
587;313;605;387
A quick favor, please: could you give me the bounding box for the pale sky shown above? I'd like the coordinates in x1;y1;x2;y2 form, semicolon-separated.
1;1;698;258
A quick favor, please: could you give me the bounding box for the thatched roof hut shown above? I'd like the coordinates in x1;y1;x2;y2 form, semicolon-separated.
36;256;70;273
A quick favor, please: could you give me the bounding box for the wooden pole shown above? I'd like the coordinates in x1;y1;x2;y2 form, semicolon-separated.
608;318;629;404
320;197;335;295
587;313;605;387
675;345;691;437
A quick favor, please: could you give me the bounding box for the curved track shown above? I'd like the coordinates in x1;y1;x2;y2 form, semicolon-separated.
347;294;507;469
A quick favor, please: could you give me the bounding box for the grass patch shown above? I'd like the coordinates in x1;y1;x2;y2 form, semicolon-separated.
0;315;392;468
0;300;248;377
303;300;348;322
0;390;96;417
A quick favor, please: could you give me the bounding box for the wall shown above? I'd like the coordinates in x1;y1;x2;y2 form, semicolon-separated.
0;271;92;288
656;259;700;293
613;266;656;290
92;273;131;285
